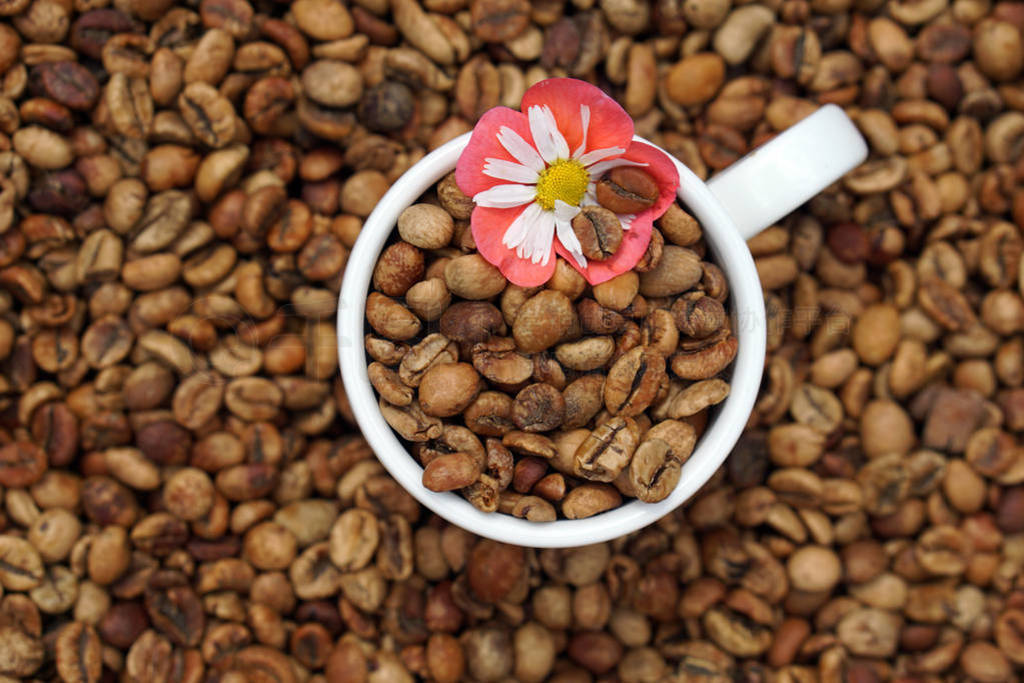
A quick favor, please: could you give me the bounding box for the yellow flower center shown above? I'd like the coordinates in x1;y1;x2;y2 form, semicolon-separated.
534;159;589;211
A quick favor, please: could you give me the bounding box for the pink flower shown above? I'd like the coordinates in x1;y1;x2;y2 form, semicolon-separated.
455;78;679;287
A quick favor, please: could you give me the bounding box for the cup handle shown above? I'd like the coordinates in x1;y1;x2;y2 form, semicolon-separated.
705;104;868;241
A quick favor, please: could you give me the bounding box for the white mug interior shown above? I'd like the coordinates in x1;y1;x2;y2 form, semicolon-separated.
337;132;767;548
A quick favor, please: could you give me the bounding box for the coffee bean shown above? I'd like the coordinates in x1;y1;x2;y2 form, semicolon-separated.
358;81;414;132
35;61;99;111
571;206;623;261
440;301;505;346
419;363;482;418
0;536;44;590
574;416;639;482
631;419;695;502
54;621;102;683
105;73;153;139
470;0;530;43
178;82;236;148
70;9;140;59
144;572;205;647
561;483;622;519
423;452;481;492
512;290;574;353
605;346;666;416
595;167;659;214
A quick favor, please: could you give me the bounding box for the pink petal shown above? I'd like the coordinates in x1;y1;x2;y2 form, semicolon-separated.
521;79;634;160
471;205;557;287
557;141;681;286
455;107;535;198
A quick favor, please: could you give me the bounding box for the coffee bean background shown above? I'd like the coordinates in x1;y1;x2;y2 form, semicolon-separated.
0;0;1022;680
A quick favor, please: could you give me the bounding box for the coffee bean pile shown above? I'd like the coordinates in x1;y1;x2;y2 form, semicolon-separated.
367;174;737;521
0;0;1021;680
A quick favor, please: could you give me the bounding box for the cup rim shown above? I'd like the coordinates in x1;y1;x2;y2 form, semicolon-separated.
337;132;766;548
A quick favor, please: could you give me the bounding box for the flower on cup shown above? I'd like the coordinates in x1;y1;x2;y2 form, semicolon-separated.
455;78;680;287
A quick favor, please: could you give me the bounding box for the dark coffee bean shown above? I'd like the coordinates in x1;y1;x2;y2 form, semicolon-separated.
470;0;530;43
827;222;870;263
27;169;89;215
98;602;150;650
81;476;138;527
729;430;769;487
541;17;580;69
440;302;505;346
70;9;142;60
34;62;100;111
358;81;415;132
243;76;295;135
0;441;47;487
136;420;192;466
30;401;78;468
20;97;74;132
185;536;242;561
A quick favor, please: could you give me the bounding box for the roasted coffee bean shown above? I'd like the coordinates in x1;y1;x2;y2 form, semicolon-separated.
54;621;102;683
35;61;99;111
0;536;44;590
422;452;480;492
571;206;623;261
0;441;46;487
671;335;738;380
511;383;565;432
70;9;141;59
574;416;639;482
419;363;482;418
359;81;415;133
630;419;696;502
673;293;727;339
178;83;236;149
512;290;574;353
472;338;533;387
595;167;659;214
440;301;505;346
605;346;666;416
144;573;205;647
561;483;622;519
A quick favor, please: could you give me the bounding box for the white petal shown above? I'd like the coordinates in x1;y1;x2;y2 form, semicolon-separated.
572;105;591;159
554;203;587;269
473;183;536;208
579;146;626;167
528;105;569;163
526;211;556;265
497;126;545;172
553;199;581;223
619;214;635;231
483;158;540;184
586;158;648;179
503;202;544;250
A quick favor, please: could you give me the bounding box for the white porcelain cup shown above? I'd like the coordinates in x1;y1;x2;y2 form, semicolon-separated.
337;104;868;548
